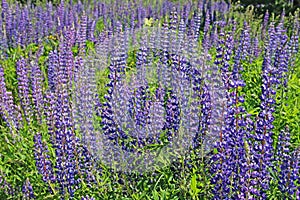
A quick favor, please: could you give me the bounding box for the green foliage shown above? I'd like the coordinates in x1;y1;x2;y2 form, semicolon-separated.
0;1;299;199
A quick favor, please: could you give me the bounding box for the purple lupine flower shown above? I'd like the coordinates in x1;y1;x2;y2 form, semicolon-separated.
54;98;77;197
287;13;299;73
81;195;95;200
16;57;32;124
73;54;98;153
276;128;299;197
16;9;26;47
87;18;96;42
163;92;180;141
65;6;74;28
4;6;13;47
233;21;251;67
131;85;151;128
148;86;166;142
159;22;171;87
30;61;44;123
210;27;251;199
192;10;201;41
33;133;56;185
100;49;124;143
202;10;210;50
0;65;17;129
0;173;14;196
63;28;76;85
56;0;65;34
45;3;54;35
54;89;77;197
78;11;87;55
251;37;260;61
274;32;289;89
176;18;186;55
49;36;79;198
22;178;35;199
251;45;277;199
24;7;33;45
1;0;8;21
76;141;96;186
261;10;269;40
43;90;57;144
267;23;278;58
136;30;148;85
169;8;178;53
210;22;219;47
34;6;44;44
47;50;59;91
193;52;212;149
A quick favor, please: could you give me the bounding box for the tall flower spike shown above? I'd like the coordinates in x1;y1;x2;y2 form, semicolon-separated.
44;90;56;144
0;173;14;196
159;21;171;87
63;28;76;86
33;133;56;186
0;65;18;130
210;26;251;199
47;50;59;92
78;11;87;55
276;127;299;197
30;61;44;123
16;57;32;124
169;7;178;53
261;10;269;41
22;178;35;199
202;10;210;50
251;42;277;199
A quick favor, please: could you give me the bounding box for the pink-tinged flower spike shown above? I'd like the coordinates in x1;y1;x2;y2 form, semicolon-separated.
16;57;32;124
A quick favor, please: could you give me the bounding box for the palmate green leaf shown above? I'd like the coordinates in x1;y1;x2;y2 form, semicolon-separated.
248;107;260;115
190;174;200;197
152;190;160;200
95;17;105;34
